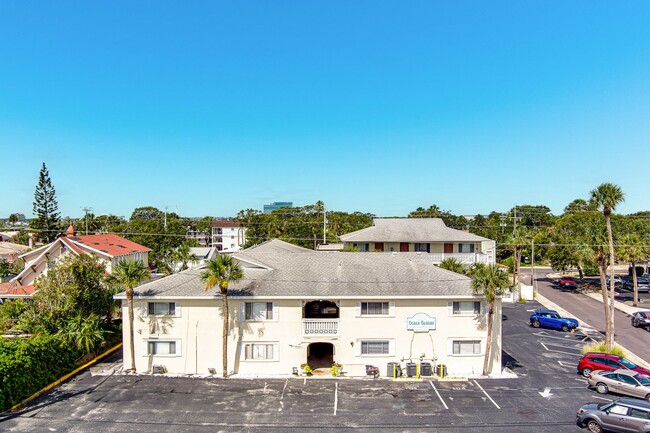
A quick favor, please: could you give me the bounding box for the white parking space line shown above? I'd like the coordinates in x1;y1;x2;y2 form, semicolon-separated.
473;380;500;409
334;382;338;416
593;396;612;402
428;380;449;410
540;342;581;356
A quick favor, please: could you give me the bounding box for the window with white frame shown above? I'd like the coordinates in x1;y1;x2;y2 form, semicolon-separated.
244;302;276;321
147;340;178;356
458;243;475;253
243;342;278;361
353;243;370;252
361;340;390;355
148;302;176;316
361;302;389;316
452;301;481;315
452;340;481;355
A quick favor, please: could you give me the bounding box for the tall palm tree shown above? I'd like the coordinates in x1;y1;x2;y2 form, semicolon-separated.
590;182;625;350
106;260;149;372
174;243;199;272
471;264;511;376
617;233;647;307
201;255;244;378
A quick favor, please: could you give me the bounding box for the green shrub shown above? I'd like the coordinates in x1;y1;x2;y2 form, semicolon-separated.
0;334;80;412
582;264;599;277
501;256;515;273
581;341;625;357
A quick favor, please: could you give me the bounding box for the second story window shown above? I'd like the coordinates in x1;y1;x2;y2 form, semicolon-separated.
244;302;277;321
451;301;481;315
356;301;395;317
146;302;177;316
458;243;475;253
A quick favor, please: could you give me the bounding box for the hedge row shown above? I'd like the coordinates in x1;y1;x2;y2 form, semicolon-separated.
0;335;80;412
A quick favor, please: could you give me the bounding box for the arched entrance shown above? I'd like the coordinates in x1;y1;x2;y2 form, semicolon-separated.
307;342;334;369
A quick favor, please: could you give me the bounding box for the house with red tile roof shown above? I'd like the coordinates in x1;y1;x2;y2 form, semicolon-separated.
2;225;151;298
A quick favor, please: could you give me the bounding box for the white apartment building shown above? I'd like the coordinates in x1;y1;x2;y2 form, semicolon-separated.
117;240;503;378
211;220;246;253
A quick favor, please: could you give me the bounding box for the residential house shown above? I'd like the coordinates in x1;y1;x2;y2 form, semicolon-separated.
0;242;30;263
340;218;496;264
116;239;502;378
3;225;151;298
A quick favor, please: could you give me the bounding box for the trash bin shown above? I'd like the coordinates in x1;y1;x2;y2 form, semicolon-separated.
387;362;402;378
405;362;417;377
420;362;432;377
436;364;447;379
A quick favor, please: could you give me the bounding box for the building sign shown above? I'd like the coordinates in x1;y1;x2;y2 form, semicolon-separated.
406;313;436;332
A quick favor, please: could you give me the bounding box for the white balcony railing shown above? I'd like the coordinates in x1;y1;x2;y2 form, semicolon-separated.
302;319;339;337
430;252;493;265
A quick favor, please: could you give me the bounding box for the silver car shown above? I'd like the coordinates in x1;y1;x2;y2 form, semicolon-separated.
587;369;650;400
577;398;650;433
632;311;650;329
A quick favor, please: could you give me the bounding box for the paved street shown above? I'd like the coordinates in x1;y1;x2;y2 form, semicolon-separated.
521;267;650;364
1;302;603;432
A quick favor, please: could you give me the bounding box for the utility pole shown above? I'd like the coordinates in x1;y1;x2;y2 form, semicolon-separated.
82;206;93;235
513;205;517;234
323;205;327;245
531;239;536;295
164;206;168;232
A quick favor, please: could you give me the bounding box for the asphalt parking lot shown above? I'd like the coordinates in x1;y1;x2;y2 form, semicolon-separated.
0;302;616;432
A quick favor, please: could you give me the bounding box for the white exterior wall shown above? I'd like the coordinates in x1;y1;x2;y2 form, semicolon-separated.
123;297;502;378
211;227;246;253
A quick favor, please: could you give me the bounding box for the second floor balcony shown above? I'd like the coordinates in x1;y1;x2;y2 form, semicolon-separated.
430;252;493;265
302;319;339;337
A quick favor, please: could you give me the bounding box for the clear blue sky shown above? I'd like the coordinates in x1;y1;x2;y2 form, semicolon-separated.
1;1;649;219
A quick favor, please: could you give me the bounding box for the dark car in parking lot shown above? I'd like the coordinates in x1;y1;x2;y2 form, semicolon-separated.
578;353;650;378
622;277;650;293
529;309;579;332
576;397;650;433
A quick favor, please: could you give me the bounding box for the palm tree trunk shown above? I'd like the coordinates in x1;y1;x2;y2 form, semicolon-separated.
222;290;229;378
606;214;616;350
127;287;136;372
598;259;613;349
483;302;493;376
632;261;638;307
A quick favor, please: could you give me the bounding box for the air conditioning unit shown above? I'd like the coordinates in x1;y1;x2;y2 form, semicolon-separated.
152;365;166;374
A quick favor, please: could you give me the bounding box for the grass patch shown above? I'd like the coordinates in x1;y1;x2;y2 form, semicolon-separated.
581;341;625;357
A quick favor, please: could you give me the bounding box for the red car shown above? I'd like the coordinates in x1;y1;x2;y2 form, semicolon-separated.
578;352;650;378
558;276;578;288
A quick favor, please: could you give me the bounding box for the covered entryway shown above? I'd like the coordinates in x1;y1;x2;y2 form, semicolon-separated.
307;342;334;368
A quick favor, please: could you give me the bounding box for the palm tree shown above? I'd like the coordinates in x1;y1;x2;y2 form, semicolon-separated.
471;264;511;376
590;182;625;350
173;243;198;272
438;258;466;275
106;260;149;372
617;233;647;307
201;255;244;378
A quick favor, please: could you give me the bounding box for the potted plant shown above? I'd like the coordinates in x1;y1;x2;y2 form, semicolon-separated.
300;363;313;376
330;363;343;377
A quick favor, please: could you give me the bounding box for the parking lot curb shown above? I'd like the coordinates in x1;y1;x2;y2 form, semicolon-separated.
8;342;123;413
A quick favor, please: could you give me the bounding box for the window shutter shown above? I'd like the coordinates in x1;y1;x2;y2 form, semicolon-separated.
175;340;182;356
144;341;150;355
355;302;361;317
355;339;362;357
447;301;453;315
238;303;245;321
481;301;487;315
174;303;181;318
273;343;280;361
272;302;279;321
388;302;396;317
141;302;148;317
388;339;396;356
447;339;454;355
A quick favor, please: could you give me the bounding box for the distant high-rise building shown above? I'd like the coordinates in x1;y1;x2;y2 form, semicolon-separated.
263;201;293;213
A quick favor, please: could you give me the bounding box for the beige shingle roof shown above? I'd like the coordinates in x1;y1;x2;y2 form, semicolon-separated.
339;218;491;243
121;239;475;300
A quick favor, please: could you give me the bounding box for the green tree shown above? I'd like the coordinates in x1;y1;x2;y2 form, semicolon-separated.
30;162;61;243
20;255;114;334
590;182;625;350
127;206;185;262
201;255;244;378
470;264;511;376
8;213;19;226
57;313;106;354
438;258;466;275
106;260;149;372
617;233;647;307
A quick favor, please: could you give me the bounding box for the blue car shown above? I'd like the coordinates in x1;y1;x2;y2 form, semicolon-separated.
529;309;579;332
